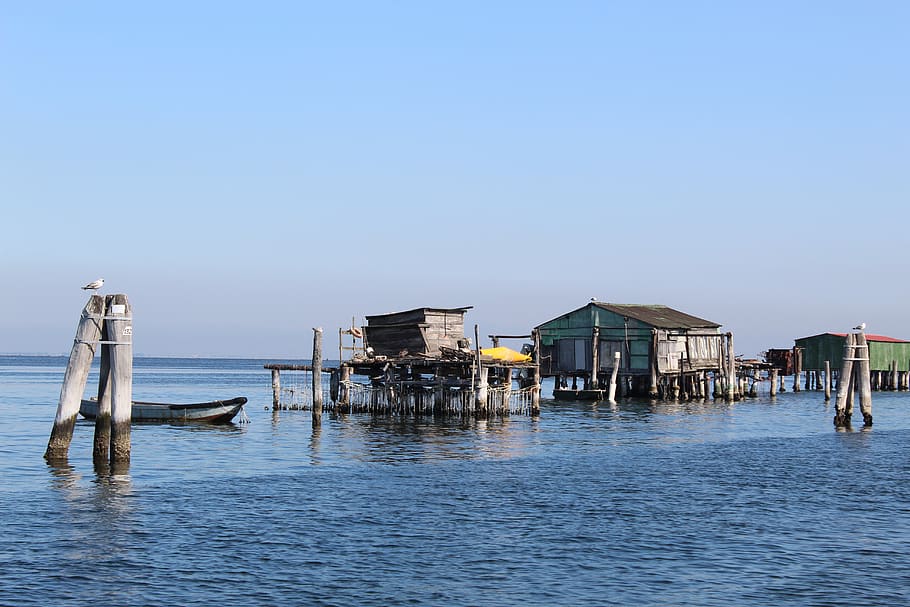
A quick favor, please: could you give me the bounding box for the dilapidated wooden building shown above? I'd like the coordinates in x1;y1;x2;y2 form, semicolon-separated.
339;306;540;416
535;302;728;399
362;306;472;357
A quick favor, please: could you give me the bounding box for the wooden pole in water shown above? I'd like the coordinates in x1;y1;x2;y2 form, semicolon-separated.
107;294;133;466
271;369;281;410
474;325;487;412
649;330;659;397
770;368;778;397
857;333;873;425
824;361;831;401
608;351;621;402
45;295;106;460
312;328;323;427
792;346;801;392
590;326;600;389
834;333;856;426
531;329;541;415
339;365;351;410
93;313;113;463
725;333;736;402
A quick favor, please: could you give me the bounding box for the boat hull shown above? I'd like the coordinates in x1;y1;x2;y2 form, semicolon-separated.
553;388;609;401
80;397;247;423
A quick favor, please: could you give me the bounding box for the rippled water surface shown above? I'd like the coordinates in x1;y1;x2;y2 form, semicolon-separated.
2;356;909;606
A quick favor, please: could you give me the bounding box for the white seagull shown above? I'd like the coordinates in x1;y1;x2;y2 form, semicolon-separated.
853;322;866;331
81;278;104;292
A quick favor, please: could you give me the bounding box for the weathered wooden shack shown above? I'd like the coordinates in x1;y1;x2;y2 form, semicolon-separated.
535;302;727;399
764;348;795;375
795;332;910;390
339;306;540;416
362;307;472;357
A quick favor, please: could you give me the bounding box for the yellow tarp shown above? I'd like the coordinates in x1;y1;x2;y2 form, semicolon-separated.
480;347;532;363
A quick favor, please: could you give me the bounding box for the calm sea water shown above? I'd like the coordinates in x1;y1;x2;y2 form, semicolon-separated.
1;355;909;606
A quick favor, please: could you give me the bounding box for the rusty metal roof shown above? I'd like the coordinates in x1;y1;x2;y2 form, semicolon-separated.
591;303;721;329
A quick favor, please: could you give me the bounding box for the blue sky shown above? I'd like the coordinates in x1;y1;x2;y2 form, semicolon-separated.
2;1;907;358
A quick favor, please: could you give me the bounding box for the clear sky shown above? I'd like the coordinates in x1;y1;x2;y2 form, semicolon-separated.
2;1;907;358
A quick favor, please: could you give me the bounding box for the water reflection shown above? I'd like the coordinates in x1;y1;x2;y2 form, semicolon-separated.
328;414;536;463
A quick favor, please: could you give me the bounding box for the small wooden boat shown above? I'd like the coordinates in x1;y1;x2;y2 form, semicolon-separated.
80;396;247;423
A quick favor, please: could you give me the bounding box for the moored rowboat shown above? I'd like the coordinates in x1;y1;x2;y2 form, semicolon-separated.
80;396;247;423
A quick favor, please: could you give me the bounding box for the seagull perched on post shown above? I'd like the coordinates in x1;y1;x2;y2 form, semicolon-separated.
853;322;866;331
81;278;104;292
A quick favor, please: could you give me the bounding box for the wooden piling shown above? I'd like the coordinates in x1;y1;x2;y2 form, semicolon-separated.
834;334;856;427
857;333;873;425
770;368;778;397
590;327;600;389
608;351;621;402
531;329;541;415
792;346;801;392
107;294;133;465
725;333;736;402
271;369;281;410
649;331;659;397
92;316;113;463
824;361;831;401
339;365;351;409
312;328;323;427
45;295;106;460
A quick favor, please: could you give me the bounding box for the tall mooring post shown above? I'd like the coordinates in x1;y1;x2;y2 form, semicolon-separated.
45;295;106;460
107;294;133;465
312;327;323;427
92;312;113;463
834;332;873;427
46;293;133;465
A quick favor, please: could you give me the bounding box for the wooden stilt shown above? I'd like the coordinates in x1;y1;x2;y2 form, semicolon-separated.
793;346;801;392
824;361;831;402
590;327;600;389
107;294;132;466
770;368;778;397
649;330;659;397
45;295;106;460
608;351;621;402
726;333;736;402
312;328;323;427
339;365;351;409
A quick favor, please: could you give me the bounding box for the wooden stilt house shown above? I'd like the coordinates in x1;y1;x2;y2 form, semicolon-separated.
333;306;541;416
795;332;910;391
535;302;726;399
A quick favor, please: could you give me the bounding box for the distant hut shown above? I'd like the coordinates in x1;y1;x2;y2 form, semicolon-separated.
795;332;910;391
535;302;725;399
764;348;795;375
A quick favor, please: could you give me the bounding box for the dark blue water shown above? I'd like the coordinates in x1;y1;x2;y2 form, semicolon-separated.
2;356;909;606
